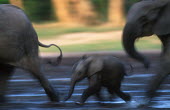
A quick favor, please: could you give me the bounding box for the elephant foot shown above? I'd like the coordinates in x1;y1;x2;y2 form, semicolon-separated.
49;95;60;103
48;92;60;102
75;101;84;105
50;96;60;102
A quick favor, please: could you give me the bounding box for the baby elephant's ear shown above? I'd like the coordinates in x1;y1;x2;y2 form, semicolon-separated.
88;59;103;77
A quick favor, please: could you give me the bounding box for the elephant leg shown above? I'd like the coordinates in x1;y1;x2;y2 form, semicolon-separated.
146;59;170;99
108;83;131;102
0;63;14;103
19;57;59;102
76;74;102;104
77;83;101;105
146;35;170;100
144;61;170;106
31;69;59;102
146;69;169;99
95;91;104;101
107;87;116;101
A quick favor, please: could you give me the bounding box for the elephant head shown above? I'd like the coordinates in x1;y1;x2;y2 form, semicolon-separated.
65;56;103;101
122;0;170;68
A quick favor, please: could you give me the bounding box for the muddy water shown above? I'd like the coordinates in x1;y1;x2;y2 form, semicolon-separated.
0;54;170;109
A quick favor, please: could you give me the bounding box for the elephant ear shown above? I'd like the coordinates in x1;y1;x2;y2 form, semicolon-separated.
154;2;170;35
87;57;103;77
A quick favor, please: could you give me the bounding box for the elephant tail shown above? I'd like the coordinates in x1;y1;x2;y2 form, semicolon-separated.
38;42;63;65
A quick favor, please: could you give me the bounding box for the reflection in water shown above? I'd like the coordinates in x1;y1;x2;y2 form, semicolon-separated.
9;78;71;82
126;74;154;78
151;101;170;108
65;100;125;104
5;73;170;108
7;94;46;97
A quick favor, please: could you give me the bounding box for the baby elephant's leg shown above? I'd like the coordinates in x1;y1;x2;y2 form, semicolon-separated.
77;76;101;105
107;88;116;101
95;91;104;101
115;85;131;102
108;83;131;102
77;83;101;105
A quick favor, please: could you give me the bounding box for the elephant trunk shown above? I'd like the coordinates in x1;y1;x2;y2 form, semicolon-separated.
122;24;150;68
64;79;77;101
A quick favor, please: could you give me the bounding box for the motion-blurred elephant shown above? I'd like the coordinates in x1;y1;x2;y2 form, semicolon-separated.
65;55;131;105
122;0;170;104
0;4;62;102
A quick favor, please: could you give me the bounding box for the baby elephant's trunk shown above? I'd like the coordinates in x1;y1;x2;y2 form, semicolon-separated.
64;80;76;101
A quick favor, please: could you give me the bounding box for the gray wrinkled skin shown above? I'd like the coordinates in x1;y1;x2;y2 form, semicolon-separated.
0;4;62;102
122;0;170;106
65;55;131;105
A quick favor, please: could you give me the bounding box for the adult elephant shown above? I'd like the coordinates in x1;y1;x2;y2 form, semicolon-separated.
0;4;62;102
122;0;170;105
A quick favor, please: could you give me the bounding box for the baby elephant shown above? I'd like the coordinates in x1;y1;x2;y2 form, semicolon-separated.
65;55;131;105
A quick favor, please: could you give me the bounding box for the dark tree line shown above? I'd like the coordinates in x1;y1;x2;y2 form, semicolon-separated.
6;0;138;26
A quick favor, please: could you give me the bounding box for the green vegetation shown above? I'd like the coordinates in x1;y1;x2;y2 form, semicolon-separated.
91;0;109;22
23;0;55;22
36;26;122;39
40;36;161;52
136;37;161;50
0;0;9;4
40;41;121;52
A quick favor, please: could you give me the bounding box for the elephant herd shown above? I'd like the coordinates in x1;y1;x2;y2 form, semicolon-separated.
0;0;170;107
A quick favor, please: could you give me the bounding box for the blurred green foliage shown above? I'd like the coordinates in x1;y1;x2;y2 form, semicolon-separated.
40;37;161;52
0;0;9;4
22;0;139;23
0;0;139;23
91;0;109;22
91;0;139;22
36;26;122;39
23;0;55;22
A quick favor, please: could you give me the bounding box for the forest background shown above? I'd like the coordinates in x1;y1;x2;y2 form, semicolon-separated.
0;0;161;53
